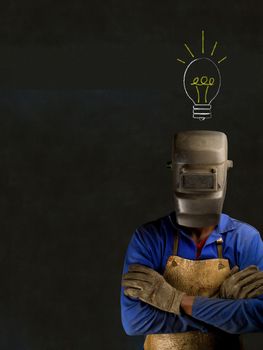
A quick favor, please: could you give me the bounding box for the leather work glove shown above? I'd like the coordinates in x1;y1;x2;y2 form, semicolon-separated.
122;264;186;315
219;265;263;299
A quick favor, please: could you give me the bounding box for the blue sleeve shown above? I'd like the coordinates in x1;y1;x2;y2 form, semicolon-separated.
191;228;263;334
192;296;263;334
236;226;263;271
121;227;209;336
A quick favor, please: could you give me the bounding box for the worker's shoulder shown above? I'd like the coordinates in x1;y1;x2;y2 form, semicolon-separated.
223;213;261;240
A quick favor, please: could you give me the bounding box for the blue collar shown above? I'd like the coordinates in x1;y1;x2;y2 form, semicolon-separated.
168;211;236;246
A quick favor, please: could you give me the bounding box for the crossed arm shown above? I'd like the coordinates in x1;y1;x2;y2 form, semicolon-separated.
121;229;263;335
122;264;263;334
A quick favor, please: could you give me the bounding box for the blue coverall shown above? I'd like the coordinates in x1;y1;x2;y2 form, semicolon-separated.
121;212;263;337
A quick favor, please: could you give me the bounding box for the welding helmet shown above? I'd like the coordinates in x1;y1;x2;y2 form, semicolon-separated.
171;130;233;227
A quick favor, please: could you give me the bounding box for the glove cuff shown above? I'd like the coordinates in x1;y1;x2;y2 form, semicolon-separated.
169;290;186;315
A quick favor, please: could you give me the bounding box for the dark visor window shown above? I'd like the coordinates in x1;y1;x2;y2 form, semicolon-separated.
182;174;214;190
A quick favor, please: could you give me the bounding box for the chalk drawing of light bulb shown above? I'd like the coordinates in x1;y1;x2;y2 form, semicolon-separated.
183;57;221;120
177;30;227;121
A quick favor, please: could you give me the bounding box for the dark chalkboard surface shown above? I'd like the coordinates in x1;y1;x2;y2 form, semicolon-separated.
0;1;262;349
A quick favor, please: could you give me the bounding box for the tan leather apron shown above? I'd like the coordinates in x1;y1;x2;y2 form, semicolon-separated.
144;231;243;350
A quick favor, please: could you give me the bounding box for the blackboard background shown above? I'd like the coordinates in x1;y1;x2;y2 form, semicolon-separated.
0;1;262;349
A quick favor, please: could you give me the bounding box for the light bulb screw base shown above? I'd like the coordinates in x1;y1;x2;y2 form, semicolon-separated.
193;104;212;121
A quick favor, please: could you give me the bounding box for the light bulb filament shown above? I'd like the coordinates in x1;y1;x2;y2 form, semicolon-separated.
191;76;215;86
194;86;200;103
191;76;215;104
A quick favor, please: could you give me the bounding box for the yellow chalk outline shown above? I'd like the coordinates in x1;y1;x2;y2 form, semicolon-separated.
202;30;205;54
176;31;227;66
195;86;200;103
211;41;218;56
177;58;186;64
204;86;210;103
218;56;227;64
184;43;195;58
